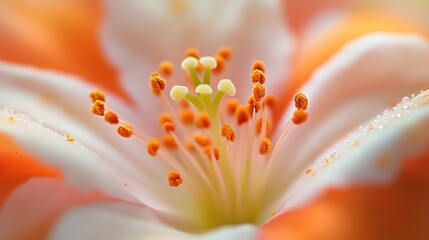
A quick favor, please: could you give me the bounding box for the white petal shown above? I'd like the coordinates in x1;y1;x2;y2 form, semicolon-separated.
101;0;293;131
49;202;258;240
272;33;429;189
283;89;429;211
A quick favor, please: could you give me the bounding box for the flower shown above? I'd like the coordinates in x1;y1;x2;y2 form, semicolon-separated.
1;1;429;239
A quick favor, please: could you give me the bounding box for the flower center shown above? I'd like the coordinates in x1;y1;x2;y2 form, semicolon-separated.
89;47;308;230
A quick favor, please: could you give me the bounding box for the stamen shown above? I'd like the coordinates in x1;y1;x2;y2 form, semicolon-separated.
294;92;308;110
195;112;211;128
147;139;161;156
159;113;173;125
150;73;167;95
104;110;119;125
217;79;236;96
66;134;74;143
91;100;105;116
260;138;272;155
89;89;105;103
221;124;236;142
159;61;174;76
168;170;183;187
213;55;225;74
292;109;308;125
251;69;266;84
217;47;233;60
263;94;277;109
248;96;261;114
193;133;212;147
252;83;266;102
184;48;200;58
252;60;266;73
162;122;175;132
170;85;189;101
195;84;213;95
162;134;178;148
117;124;133;138
256;116;272;135
235;106;251;125
227;99;239;115
179;109;195;125
203;146;220;161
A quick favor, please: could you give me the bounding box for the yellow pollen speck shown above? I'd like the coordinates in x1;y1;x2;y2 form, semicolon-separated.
89;89;105;103
159;61;174;76
184;47;200;58
235;105;251;125
248;96;262;114
162;134;178;149
217;47;233;60
163;122;175;132
213;55;225;74
194;133;212;147
149;73;166;95
252;60;266;73
66;134;74;142
305;168;312;174
221;124;236;142
104;110;119;125
8;115;14;121
263;94;277;109
147;139;161;156
251;69;266;84
159;113;173;125
180;109;195;125
292;109;308;125
294;92;308;110
252;83;266;102
227;98;239;116
260;138;272;155
117;124;133;138
195;112;211;128
168;171;183;187
91;100;105;116
256;117;273;135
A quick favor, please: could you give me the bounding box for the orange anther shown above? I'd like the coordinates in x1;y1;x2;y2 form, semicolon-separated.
91;100;105;116
203;146;220;161
292;109;308;125
89;89;105;103
163;122;175;132
251;69;266;84
195;112;211;128
248;96;261;114
184;47;200;58
159;113;173;125
147;139;161;156
180;109;195;125
235;105;251;125
263;94;277;109
184;138;196;152
256;117;273;135
159;61;174;76
227;98;240;116
193;133;212;147
260;138;272;155
252;83;266;102
104;110;119;125
149;73;166;95
168;171;183;187
213;55;225;74
294;92;308;110
221;124;236;142
162;134;177;148
117;124;133;138
305;168;312;175
217;47;233;60
252;60;266;73
66;134;74;143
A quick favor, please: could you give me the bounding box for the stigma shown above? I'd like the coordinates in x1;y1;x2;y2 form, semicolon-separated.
89;47;308;229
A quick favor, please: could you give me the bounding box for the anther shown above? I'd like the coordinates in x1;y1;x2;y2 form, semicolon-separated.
89;89;105;103
256;117;273;135
168;171;183;187
159;113;173;125
180;109;195;125
162;122;175;132
305;168;312;175
199;56;217;70
195;112;211;128
227;99;240;115
251;69;266;84
260;138;272;155
147;139;161;156
221;124;236;142
217;79;236;96
159;61;174;76
184;138;196;152
217;47;233;60
292;109;308;125
263;94;277;109
213;55;225;74
252;60;266;73
203;146;220;161
235;105;251;125
195;84;213;94
162;134;178;149
170;85;189;101
193;133;212;147
149;73;166;95
184;48;200;58
181;56;199;70
66;134;74;143
294;93;308;110
117;124;133;138
104;110;119;125
248;96;261;114
252;83;266;102
91;100;105;116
